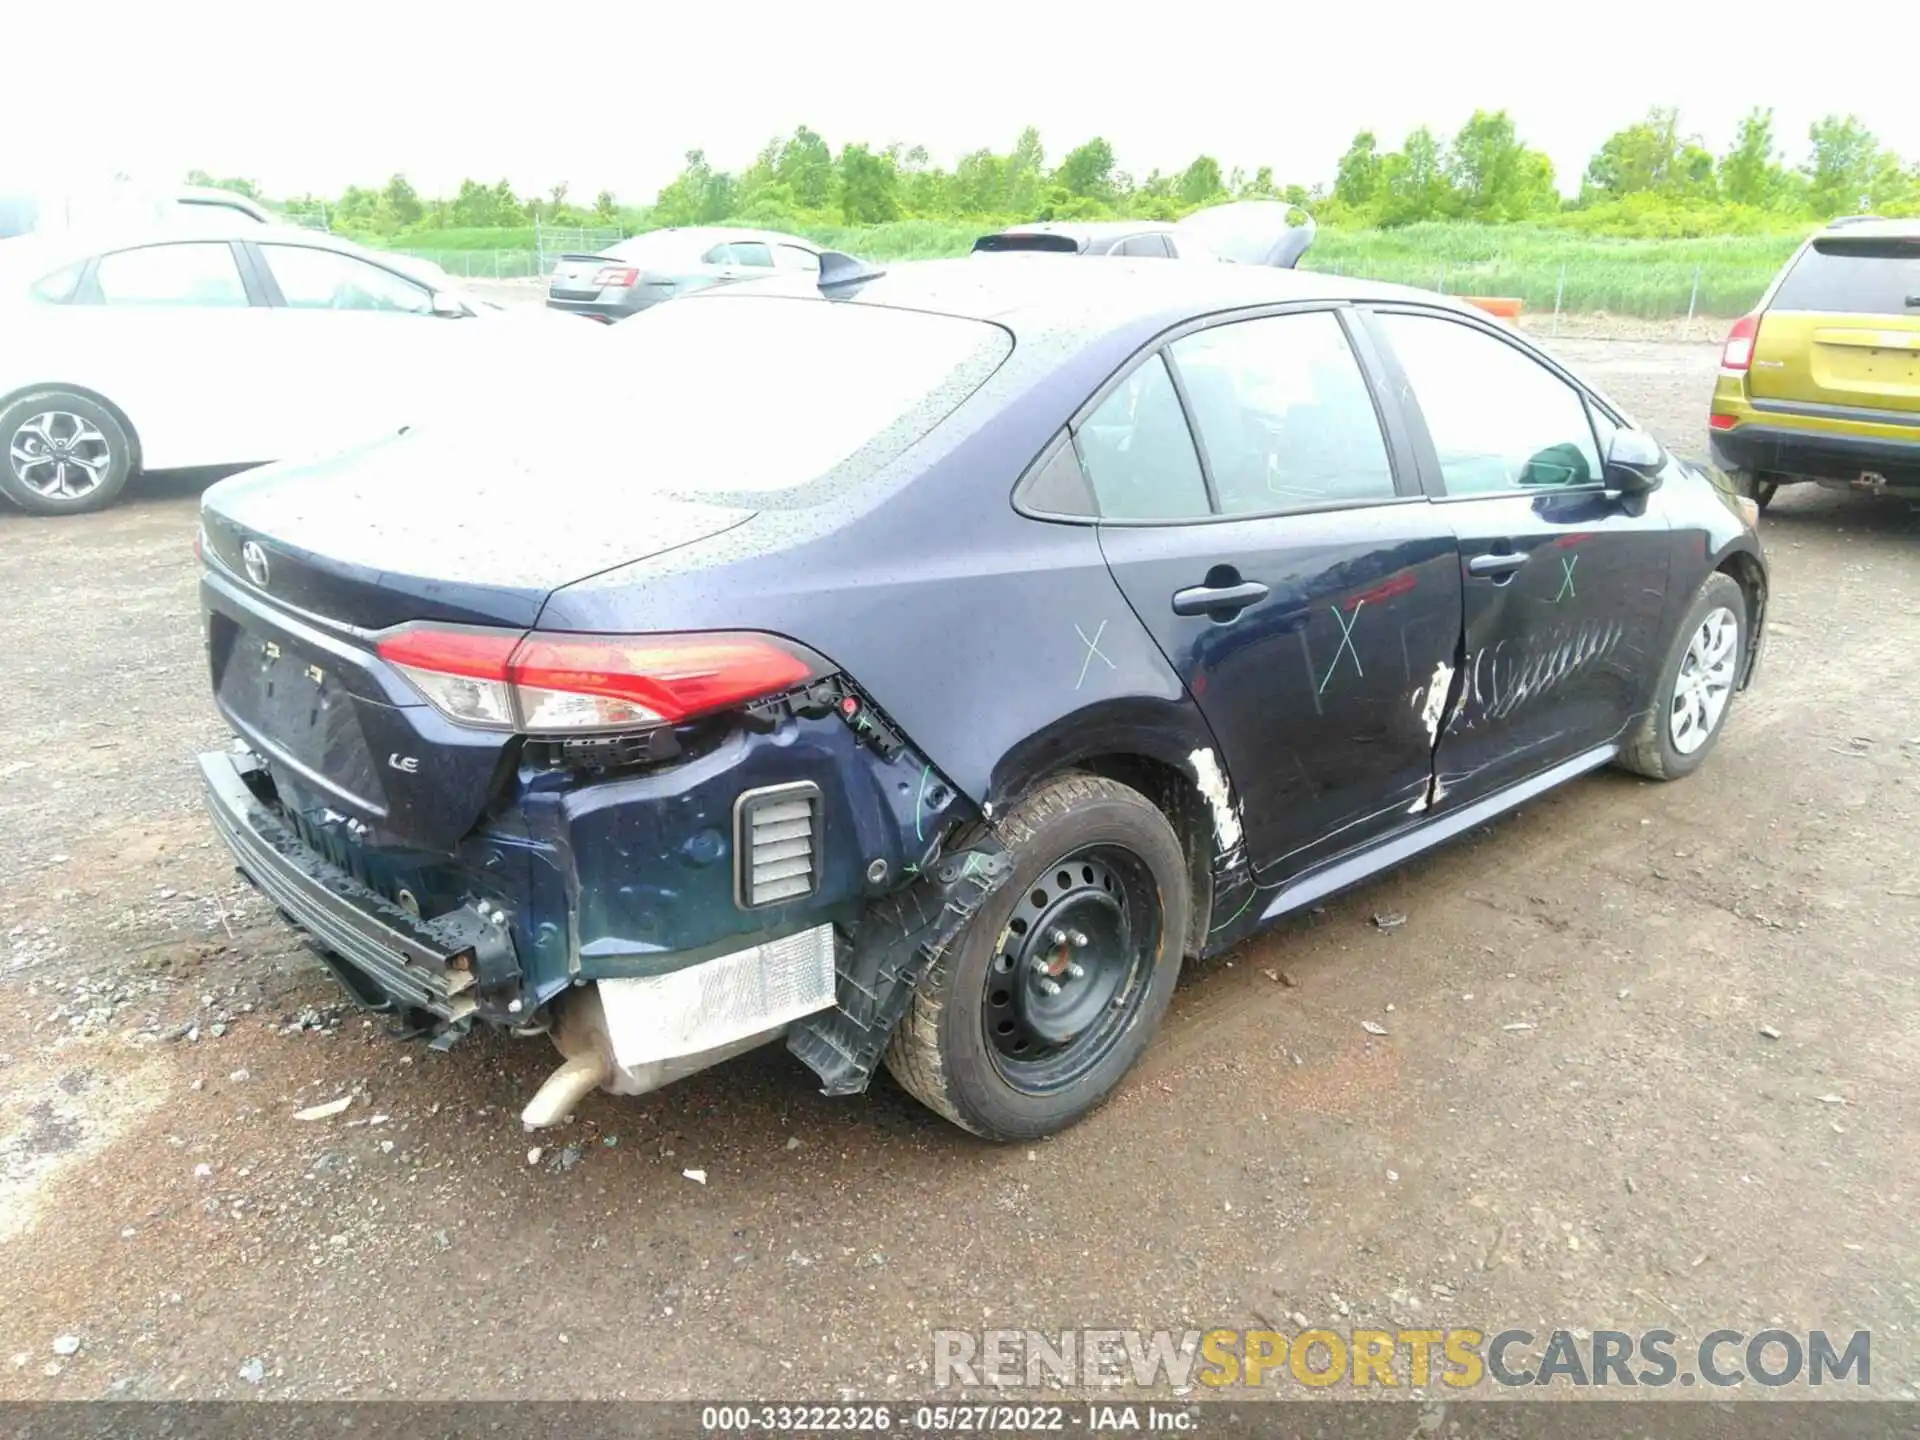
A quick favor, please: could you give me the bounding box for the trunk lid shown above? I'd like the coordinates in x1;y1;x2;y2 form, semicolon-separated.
201;426;755;630
549;251;616;299
199;428;754;851
1750;234;1920;416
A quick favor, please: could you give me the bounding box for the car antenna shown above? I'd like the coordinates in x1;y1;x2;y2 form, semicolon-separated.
817;250;886;293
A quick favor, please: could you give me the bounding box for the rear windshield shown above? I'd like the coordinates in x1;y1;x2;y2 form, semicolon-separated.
479;295;1011;498
604;231;712;267
1771;238;1920;315
973;232;1081;254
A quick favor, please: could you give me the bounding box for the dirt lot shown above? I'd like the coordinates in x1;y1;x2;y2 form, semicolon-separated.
2;336;1917;1402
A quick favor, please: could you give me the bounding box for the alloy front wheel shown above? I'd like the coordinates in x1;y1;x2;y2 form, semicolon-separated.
1669;606;1739;755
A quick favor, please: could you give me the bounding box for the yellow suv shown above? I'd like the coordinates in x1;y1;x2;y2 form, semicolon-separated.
1708;217;1920;509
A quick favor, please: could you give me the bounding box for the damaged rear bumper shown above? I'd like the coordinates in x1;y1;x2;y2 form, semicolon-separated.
201;742;1013;1116
200;747;515;1027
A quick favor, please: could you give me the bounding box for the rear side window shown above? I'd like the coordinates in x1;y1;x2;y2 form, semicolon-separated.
776;245;821;272
1115;234;1175;258
1074;355;1210;520
1171;311;1397;514
30;260;85;303
95;243;249;307
1770;238;1920;315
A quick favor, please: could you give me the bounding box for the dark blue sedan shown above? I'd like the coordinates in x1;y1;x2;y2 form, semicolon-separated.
193;256;1767;1141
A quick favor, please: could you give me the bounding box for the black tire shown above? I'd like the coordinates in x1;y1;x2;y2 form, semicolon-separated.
0;390;135;515
884;774;1190;1141
1617;572;1749;781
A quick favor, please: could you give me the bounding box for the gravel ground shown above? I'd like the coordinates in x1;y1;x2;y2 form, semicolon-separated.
1;337;1917;1402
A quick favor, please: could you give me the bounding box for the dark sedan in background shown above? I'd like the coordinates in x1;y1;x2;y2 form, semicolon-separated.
973;220;1217;260
545;225;823;321
975;199;1317;268
194;257;1766;1144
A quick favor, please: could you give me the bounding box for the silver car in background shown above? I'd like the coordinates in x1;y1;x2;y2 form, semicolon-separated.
545;226;824;322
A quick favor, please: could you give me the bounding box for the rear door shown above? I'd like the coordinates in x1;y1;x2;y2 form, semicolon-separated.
61;239;276;467
1085;306;1463;881
1748;233;1920;419
1362;306;1672;805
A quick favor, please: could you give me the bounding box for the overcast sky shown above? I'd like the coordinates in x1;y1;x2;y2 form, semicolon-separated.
9;0;1916;204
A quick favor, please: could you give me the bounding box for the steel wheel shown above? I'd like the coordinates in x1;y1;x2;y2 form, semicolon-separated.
983;845;1159;1095
1669;604;1739;755
9;410;112;501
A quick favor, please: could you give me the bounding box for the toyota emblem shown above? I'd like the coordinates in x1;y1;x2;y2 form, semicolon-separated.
241;540;270;588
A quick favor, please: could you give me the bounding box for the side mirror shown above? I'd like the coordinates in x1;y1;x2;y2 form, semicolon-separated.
1605;428;1665;493
430;292;472;319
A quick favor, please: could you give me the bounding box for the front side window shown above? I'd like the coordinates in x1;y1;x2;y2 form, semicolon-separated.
94;243;249;307
1116;234;1174;258
1374;312;1602;495
1171;311;1397;515
262;246;431;313
1073;354;1210;520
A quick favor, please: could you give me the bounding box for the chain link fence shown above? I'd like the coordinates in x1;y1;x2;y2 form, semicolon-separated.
385;223;628;283
1303;256;1768;326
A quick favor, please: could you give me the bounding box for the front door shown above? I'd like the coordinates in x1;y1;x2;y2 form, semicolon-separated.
1361;307;1672;805
1079;307;1463;880
247;241;465;460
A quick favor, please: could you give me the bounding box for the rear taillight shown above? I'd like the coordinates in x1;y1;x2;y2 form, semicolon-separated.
1708;412;1738;431
1720;312;1761;371
591;265;638;288
375;626;823;734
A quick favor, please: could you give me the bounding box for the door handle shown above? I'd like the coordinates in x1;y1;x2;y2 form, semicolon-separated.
1172;580;1270;617
1467;551;1529;578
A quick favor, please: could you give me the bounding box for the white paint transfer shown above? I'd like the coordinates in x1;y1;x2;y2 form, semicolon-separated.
1417;661;1454;746
1188;747;1243;853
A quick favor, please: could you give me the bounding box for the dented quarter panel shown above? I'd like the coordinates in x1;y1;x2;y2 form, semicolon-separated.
535;712;971;978
537;296;1206;816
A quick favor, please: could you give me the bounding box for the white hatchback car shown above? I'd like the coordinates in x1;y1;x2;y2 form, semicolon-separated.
0;223;583;513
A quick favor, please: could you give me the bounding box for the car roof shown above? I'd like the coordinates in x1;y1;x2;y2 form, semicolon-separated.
1816;216;1920;241
174;186;273;217
0;224;429;286
726;254;1453;330
993;220;1178;244
624;225;815;249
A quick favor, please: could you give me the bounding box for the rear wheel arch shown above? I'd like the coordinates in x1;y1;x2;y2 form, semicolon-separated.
988;717;1228;961
1069;753;1215;960
0;382;144;471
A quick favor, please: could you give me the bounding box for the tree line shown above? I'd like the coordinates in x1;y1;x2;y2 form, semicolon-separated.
193;107;1919;242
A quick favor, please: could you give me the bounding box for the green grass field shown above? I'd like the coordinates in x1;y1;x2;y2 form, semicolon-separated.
370;218;1815;318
